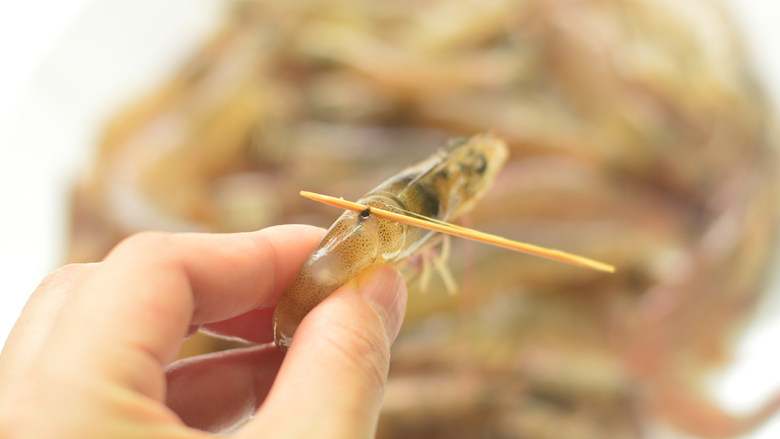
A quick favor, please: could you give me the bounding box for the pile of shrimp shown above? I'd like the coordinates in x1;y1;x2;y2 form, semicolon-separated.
67;0;780;437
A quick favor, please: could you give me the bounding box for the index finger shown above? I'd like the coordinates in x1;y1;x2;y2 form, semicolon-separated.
36;225;323;395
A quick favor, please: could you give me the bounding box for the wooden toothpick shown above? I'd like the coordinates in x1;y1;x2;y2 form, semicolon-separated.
300;190;615;273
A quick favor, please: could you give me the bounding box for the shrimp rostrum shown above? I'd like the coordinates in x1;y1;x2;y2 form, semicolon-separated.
273;134;508;350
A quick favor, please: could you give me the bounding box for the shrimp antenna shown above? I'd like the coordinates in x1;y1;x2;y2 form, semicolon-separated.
300;191;615;273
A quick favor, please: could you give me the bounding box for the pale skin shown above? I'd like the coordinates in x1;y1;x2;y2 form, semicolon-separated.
0;224;408;438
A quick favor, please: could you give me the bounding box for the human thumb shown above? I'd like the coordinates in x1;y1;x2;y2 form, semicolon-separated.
239;265;407;439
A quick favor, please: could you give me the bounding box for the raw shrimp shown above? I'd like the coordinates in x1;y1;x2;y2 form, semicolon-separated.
273;134;508;350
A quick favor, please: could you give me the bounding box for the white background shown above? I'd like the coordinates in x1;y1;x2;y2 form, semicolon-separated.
0;1;778;437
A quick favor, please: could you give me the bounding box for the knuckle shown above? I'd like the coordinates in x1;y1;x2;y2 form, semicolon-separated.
119;230;173;251
34;263;93;295
111;231;175;260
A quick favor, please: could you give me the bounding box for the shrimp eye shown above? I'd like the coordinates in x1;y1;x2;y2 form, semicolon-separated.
474;155;487;174
360;207;371;219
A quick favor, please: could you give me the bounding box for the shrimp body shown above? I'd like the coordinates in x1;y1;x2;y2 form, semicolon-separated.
273;134;508;349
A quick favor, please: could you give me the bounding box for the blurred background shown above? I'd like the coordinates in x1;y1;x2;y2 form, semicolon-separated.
1;0;779;437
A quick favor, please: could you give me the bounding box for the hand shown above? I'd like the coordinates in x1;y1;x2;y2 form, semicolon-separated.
0;225;407;438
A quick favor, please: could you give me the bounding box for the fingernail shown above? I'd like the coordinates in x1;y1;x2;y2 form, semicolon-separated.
355;265;407;343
